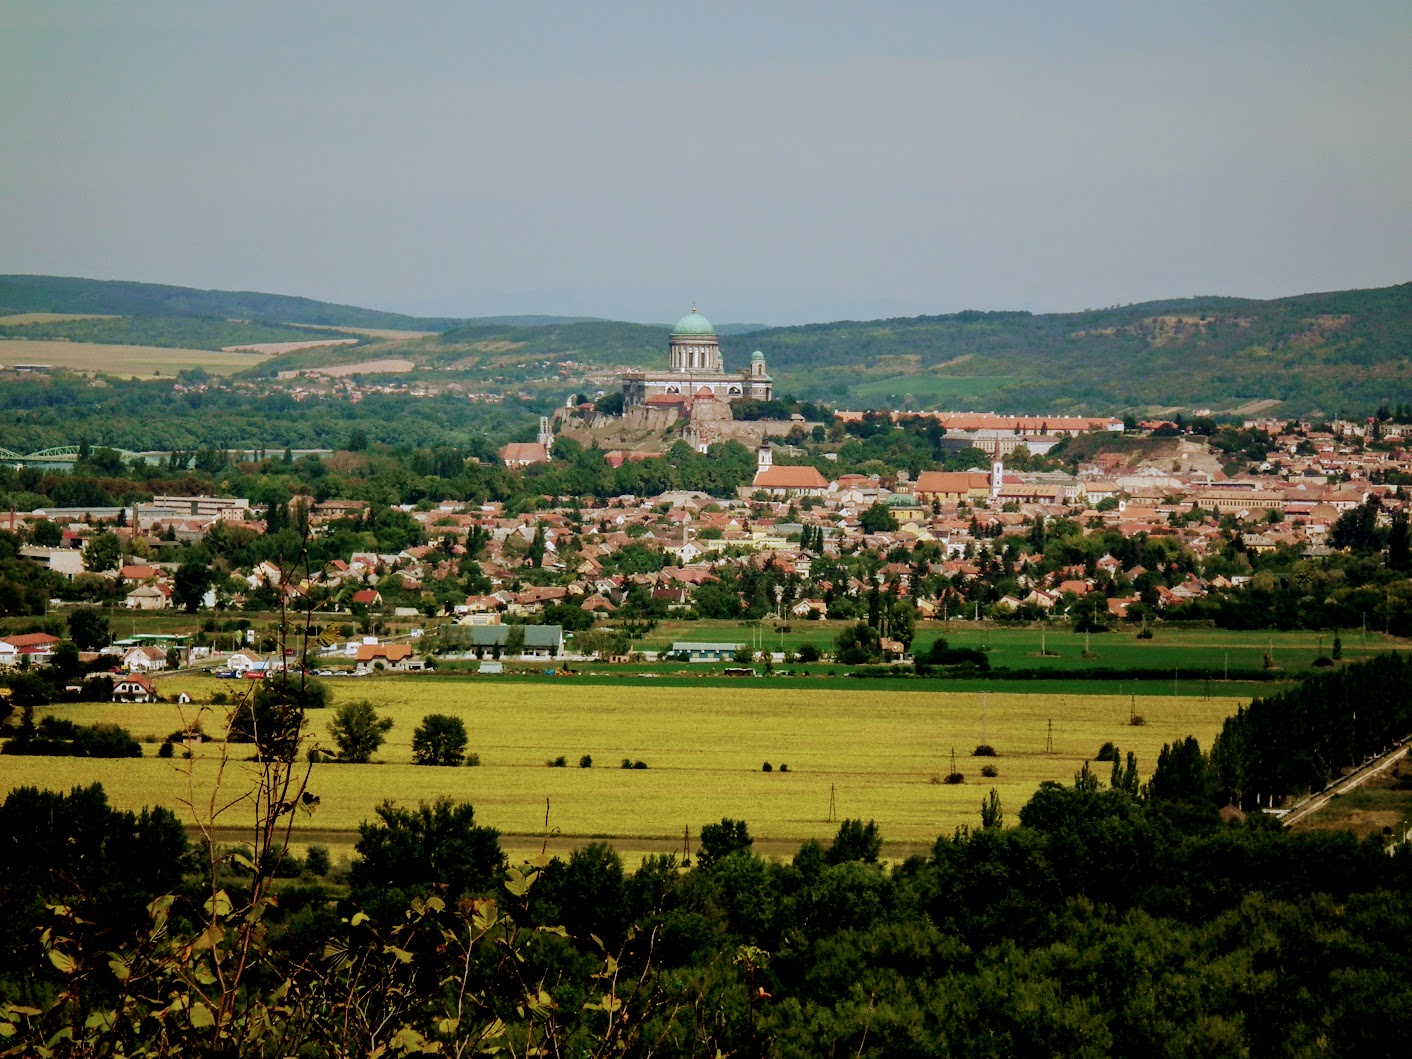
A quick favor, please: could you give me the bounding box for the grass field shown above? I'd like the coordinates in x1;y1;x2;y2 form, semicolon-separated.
848;374;1018;404
0;339;268;378
7;674;1241;862
631;620;1398;678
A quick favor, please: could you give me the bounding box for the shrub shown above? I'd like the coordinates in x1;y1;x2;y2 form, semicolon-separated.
464;752;481;767
761;762;773;773
304;844;331;876
1095;741;1119;762
632;760;648;770
972;744;997;757
548;755;567;768
779;763;789;773
943;771;965;784
211;691;229;705
1129;714;1147;727
621;758;633;769
1311;656;1335;668
980;764;999;778
578;754;593;768
158;740;174;759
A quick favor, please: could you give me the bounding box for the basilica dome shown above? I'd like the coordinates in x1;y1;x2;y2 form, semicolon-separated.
671;309;716;337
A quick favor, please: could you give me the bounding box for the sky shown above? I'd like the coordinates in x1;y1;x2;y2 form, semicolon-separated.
2;2;1409;324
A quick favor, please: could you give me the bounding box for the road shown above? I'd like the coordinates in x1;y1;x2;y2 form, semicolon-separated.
1282;737;1411;829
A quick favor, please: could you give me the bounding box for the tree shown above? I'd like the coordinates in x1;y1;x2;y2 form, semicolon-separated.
68;606;111;651
28;520;62;547
49;641;82;680
504;624;526;657
980;788;1004;829
835;622;881;665
348;798;504;917
330;701;393;763
826;818;882;864
412;713;468;766
172;560;213;613
698;817;752;869
228;676;327;761
860;501;899;533
796;642;821;663
83;531;121;573
1389;509;1411;571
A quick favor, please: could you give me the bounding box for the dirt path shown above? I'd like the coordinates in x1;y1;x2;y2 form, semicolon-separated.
1283;739;1412;829
191;826;936;864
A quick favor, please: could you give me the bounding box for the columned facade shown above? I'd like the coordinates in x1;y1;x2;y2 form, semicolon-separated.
622;309;773;408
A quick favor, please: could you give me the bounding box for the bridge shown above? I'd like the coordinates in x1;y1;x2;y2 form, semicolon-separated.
0;445;138;465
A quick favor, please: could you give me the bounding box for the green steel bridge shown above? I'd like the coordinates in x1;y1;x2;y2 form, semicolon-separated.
0;445;139;465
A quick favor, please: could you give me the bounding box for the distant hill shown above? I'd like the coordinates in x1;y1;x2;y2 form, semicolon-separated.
0;275;592;333
273;283;1407;416
4;274;1408;415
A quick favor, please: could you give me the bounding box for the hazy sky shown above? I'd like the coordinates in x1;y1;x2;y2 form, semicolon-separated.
2;2;1409;323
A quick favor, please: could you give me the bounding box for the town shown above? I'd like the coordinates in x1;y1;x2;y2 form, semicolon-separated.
3;398;1409;693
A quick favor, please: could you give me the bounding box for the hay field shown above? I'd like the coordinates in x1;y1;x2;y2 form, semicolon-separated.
0;339;267;378
8;676;1241;858
0;313;119;325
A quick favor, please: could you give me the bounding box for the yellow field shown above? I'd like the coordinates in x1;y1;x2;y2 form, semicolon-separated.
0;313;120;325
0;339;267;378
5;676;1241;860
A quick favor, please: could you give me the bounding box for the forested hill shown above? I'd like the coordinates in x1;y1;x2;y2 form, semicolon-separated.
0;275;599;332
4;274;1409;415
352;282;1411;415
730;283;1412;414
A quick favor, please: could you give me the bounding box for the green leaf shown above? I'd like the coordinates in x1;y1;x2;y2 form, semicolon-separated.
386;946;413;964
84;1010;116;1032
231;852;254;872
203;889;232;918
48;950;75;975
188;1002;215;1028
350;911;370;927
107;955;130;981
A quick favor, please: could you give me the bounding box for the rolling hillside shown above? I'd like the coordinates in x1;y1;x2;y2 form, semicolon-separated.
3;274;1408;415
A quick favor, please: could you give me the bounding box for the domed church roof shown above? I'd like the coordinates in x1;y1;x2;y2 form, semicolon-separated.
671;308;716;337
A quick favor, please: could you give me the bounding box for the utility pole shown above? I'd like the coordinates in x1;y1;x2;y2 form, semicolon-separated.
1045;718;1054;754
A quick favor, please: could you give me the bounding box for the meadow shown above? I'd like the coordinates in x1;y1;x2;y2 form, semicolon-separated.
848;373;1017;405
9;674;1242;862
0;339;267;378
636;620;1390;677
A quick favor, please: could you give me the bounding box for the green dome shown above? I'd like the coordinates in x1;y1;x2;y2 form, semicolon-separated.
671;309;716;337
750;349;765;360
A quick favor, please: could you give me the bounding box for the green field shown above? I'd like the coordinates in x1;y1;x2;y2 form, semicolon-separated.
7;674;1242;862
629;620;1397;678
848;373;1017;405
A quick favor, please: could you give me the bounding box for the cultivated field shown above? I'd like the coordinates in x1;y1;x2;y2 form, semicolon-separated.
9;675;1242;862
0;312;119;325
0;339;267;378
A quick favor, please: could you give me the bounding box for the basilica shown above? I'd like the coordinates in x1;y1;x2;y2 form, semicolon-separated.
621;309;773;408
